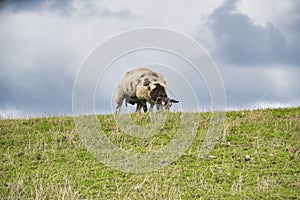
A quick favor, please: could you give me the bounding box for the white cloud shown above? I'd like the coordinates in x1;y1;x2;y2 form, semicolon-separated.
263;66;300;97
236;0;300;41
0;108;30;119
199;0;300;66
236;0;299;25
220;64;300;108
93;0;225;34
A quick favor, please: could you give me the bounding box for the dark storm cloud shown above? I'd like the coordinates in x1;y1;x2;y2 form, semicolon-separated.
0;0;135;19
201;0;300;66
0;0;73;13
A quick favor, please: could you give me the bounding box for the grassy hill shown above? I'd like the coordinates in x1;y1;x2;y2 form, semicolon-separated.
1;108;299;199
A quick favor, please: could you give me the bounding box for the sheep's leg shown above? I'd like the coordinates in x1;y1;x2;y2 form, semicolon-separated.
115;97;124;114
156;104;163;111
115;89;125;114
115;94;128;114
135;102;142;112
135;100;147;113
142;101;148;112
163;101;172;111
149;103;155;112
124;95;129;107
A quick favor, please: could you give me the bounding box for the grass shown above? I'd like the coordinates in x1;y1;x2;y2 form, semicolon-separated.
0;108;299;199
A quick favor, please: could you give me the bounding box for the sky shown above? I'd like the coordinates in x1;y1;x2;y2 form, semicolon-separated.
0;0;299;118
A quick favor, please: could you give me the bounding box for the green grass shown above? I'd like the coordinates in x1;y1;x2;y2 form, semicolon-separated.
1;108;299;199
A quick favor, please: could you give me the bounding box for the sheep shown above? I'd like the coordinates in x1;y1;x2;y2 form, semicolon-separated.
115;68;179;113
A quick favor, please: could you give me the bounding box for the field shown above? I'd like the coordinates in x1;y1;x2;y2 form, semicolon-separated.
1;108;299;199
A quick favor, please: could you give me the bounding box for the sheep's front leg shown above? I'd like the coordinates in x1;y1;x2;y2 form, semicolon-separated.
149;103;155;112
156;104;163;111
135;102;143;112
135;100;148;113
142;101;148;112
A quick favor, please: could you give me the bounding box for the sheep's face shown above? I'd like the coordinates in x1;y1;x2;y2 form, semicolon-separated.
163;98;179;111
147;83;179;110
149;83;167;103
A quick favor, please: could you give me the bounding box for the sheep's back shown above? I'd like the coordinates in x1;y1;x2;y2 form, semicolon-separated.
118;68;166;96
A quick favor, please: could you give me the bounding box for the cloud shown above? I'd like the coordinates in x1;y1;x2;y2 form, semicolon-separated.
220;65;300;107
197;0;300;108
199;0;300;66
236;0;300;31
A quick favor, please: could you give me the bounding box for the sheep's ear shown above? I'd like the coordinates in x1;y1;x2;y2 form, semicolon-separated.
169;99;179;103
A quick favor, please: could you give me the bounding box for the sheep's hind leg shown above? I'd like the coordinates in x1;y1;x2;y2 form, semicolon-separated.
115;100;123;114
115;95;128;114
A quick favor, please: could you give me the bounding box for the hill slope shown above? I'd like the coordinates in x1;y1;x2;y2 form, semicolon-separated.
1;108;299;199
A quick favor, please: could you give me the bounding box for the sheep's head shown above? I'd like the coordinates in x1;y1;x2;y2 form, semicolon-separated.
148;83;179;110
162;97;179;111
149;83;167;103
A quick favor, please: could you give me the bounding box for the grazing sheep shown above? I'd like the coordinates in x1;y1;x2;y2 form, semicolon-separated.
115;68;179;113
